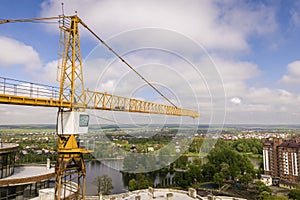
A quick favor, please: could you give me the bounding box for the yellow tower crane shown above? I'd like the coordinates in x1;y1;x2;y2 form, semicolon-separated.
0;15;199;200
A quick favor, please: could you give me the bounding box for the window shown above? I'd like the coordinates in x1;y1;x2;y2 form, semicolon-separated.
79;114;89;127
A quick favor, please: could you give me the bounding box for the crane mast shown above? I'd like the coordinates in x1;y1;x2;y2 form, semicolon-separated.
0;15;200;200
55;15;88;200
58;15;85;108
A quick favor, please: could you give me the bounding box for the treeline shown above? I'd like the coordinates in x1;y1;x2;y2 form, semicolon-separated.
122;139;259;188
122;139;267;199
188;137;263;155
175;140;260;188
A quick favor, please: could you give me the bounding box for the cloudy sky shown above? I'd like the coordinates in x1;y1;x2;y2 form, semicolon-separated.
0;0;300;125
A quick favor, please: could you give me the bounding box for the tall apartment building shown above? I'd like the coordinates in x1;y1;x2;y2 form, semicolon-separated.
263;138;300;187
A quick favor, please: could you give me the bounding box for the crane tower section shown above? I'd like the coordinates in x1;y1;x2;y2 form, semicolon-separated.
58;15;85;110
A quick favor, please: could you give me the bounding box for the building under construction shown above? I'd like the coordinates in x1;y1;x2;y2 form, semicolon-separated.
0;143;55;199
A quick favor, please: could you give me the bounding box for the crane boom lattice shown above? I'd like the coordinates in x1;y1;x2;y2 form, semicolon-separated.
0;78;199;118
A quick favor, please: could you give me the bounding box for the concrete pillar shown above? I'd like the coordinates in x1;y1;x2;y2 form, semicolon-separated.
167;193;173;200
207;195;213;200
46;158;51;169
135;195;141;200
38;188;54;200
99;192;102;200
148;187;155;198
188;188;197;198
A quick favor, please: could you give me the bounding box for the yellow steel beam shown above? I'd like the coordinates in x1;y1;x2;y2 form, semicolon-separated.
0;94;71;108
58;16;85;110
0;16;71;24
0;90;199;118
85;90;200;118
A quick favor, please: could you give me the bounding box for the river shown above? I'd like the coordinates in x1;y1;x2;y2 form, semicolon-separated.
85;160;127;195
84;156;262;195
85;159;175;195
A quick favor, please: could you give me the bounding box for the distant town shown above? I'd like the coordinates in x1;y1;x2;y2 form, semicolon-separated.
1;124;300;199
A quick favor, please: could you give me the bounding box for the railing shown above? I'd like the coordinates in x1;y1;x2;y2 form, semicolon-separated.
0;77;199;118
0;77;60;100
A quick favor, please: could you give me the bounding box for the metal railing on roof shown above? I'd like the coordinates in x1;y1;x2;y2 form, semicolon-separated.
0;77;60;99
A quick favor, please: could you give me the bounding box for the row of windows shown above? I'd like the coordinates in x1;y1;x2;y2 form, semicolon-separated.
0;152;16;179
0;180;52;200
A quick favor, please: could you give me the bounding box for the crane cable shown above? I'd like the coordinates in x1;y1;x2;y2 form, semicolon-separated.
79;19;178;108
0;15;178;108
0;16;62;24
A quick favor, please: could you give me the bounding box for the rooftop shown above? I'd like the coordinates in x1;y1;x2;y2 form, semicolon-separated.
31;188;247;200
86;189;246;200
278;141;300;148
0;143;19;153
0;165;55;186
114;190;195;200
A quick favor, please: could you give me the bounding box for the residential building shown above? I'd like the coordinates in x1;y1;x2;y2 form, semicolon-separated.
263;138;282;178
263;137;300;187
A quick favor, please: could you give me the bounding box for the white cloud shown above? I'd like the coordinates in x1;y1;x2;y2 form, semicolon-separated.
100;80;116;93
0;36;60;89
226;86;300;123
280;61;300;86
0;105;57;125
3;0;300;125
217;0;277;36
290;8;300;29
80;49;273;124
211;57;260;101
0;36;42;70
230;97;241;105
35;60;59;85
1;82;57;99
40;0;277;53
214;58;300;124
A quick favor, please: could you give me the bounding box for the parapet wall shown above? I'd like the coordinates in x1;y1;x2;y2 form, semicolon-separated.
86;188;200;200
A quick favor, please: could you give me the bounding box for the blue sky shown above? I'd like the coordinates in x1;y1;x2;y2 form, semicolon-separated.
1;0;300;125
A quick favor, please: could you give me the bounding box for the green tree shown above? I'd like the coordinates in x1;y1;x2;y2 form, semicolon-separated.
272;196;288;200
213;172;224;189
252;146;258;154
237;143;248;152
187;164;202;184
259;191;271;200
189;138;203;153
205;143;255;182
173;171;189;188
174;155;188;169
136;173;152;189
220;162;230;180
255;181;272;199
127;173;153;191
129;179;138;191
202;163;216;182
231;138;263;154
288;189;300;200
93;174;114;195
238;173;253;187
192;157;202;166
